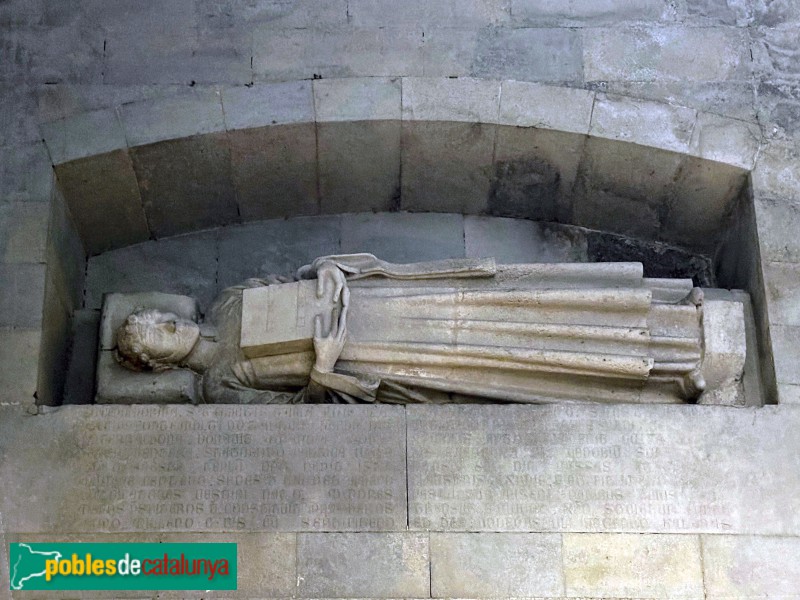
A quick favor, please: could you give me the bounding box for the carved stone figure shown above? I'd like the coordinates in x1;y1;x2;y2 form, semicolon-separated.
109;254;746;405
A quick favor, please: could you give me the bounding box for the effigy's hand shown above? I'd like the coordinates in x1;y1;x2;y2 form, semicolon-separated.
316;261;348;303
313;304;348;373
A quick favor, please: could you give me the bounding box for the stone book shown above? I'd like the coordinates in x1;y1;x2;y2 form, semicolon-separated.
240;280;338;358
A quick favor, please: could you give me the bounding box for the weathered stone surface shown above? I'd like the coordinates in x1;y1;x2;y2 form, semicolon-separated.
465;216;587;263
340;212;465;262
319;121;401;213
40;108;127;165
402;77;501;122
46;186;86;311
62;309;100;405
563;533;704;598
421;28;483;78
702;535;800;598
663;157;747;252
95;351;200;405
217;217;341;290
757;81;800;137
0;405;407;533
222;81;314;131
512;0;674;25
0;263;45;328
407;404;800;534
0;202;49;263
253;27;424;81
401;121;494;213
752;140;800;201
685;0;751;25
471;27;584;82
689;111;762;170
492;126;585;221
431;533;563;597
778;383;800;405
769;324;800;386
314;77;401;122
589;93;697;154
764;261;800;326
0;141;53;203
583;26;750;83
754;196;800;263
499;81;594;133
102;2;251;86
297;533;429;598
85;231;218;311
752;26;800;82
130;134;238;238
228;124;319;220
118;88;226;147
349;0;508;27
0;328;40;404
37;276;72;405
55;150;150;255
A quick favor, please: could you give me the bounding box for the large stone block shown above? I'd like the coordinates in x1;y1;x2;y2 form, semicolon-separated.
589;93;697;154
85;231;218;312
402;77;501;123
0;328;40;404
764;261;800;326
228;124;319;221
314;76;401;122
465;216;587;263
233;0;349;28
470;27;584;83
297;533;429;598
499;80;594;133
0;83;40;147
754;196;800;263
421;28;482;78
685;0;752;24
407;404;800;534
40;108;127;165
401;121;494;214
118;89;226;147
512;0;674;25
752;26;800;82
0;202;49;264
54;150;150;255
562;533;704;598
253;27;424;81
102;1;251;86
583;26;751;83
702;535;800;597
492;126;586;221
689;111;762;170
318;121;401;213
340;212;465;262
217;216;341;291
757;81;800;137
130;134;238;238
221;81;314;131
348;0;508;26
431;533;563;597
0;405;407;533
752;140;800;201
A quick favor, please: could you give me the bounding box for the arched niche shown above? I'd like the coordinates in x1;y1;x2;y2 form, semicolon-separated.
38;79;766;406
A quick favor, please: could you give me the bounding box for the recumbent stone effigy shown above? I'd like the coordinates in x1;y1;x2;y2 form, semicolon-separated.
100;253;746;405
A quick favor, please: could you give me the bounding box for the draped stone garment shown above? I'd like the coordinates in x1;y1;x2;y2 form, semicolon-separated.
207;260;704;405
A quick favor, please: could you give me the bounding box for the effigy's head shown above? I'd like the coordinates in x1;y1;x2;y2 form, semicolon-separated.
116;309;200;371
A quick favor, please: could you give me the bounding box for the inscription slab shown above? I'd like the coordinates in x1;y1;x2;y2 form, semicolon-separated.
407;404;800;534
0;405;406;533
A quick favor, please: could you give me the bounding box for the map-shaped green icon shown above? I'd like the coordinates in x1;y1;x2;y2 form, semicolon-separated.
9;543;62;590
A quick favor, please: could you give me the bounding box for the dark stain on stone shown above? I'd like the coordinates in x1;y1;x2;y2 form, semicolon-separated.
488;157;559;221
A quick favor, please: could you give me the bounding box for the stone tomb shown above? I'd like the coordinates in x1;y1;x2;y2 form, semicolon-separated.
2;403;800;537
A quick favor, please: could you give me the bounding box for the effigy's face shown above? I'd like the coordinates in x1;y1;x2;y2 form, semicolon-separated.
118;310;201;367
